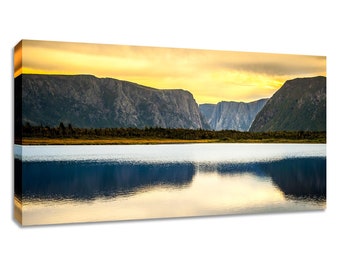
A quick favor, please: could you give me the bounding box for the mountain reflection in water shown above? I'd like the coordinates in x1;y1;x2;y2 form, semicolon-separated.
261;158;326;200
16;157;326;202
18;161;195;200
214;157;326;200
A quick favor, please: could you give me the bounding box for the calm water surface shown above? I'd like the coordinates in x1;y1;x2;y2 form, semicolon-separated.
14;144;326;226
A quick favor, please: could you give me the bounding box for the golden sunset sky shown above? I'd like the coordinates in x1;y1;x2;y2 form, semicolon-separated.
15;39;326;104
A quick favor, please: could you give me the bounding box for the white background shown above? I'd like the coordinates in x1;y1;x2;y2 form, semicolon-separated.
1;1;339;269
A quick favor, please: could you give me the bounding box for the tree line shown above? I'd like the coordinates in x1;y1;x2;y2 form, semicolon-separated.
19;122;326;142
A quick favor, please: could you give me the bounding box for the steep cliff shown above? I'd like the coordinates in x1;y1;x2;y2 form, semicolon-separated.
18;74;204;129
250;76;326;132
200;99;268;131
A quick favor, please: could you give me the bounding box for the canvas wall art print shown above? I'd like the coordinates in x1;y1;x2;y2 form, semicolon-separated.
14;40;326;226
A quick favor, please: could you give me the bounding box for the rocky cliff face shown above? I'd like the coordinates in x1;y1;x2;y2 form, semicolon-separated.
249;76;326;132
200;99;268;131
18;74;204;129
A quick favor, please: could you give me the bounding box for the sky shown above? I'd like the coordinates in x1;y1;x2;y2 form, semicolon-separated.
14;39;326;104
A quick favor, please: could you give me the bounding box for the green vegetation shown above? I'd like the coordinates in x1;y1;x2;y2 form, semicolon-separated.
250;76;326;132
16;122;326;145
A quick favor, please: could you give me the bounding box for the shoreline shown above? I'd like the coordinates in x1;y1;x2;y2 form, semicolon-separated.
17;137;326;145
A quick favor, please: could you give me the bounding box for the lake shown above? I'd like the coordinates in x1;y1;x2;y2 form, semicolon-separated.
14;143;326;226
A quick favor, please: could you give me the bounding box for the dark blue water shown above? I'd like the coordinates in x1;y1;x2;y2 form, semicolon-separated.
16;158;326;201
16;161;195;200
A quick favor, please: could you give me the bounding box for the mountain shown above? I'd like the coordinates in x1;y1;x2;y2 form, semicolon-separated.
16;74;205;129
200;99;268;131
249;76;326;132
199;104;216;124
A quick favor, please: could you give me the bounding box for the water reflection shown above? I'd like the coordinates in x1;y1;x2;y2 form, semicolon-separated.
213;157;326;200
15;155;327;225
18;160;195;200
261;158;326;200
16;157;326;202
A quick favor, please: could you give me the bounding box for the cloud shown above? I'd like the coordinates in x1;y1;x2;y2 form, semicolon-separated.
20;40;326;103
215;53;326;77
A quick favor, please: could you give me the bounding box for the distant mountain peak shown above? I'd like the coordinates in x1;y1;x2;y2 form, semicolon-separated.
199;98;268;131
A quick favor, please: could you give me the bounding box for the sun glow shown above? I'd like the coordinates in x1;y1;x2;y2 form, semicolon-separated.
15;39;326;104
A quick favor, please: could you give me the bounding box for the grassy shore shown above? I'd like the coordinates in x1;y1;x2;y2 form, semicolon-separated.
19;137;326;145
18;126;326;145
